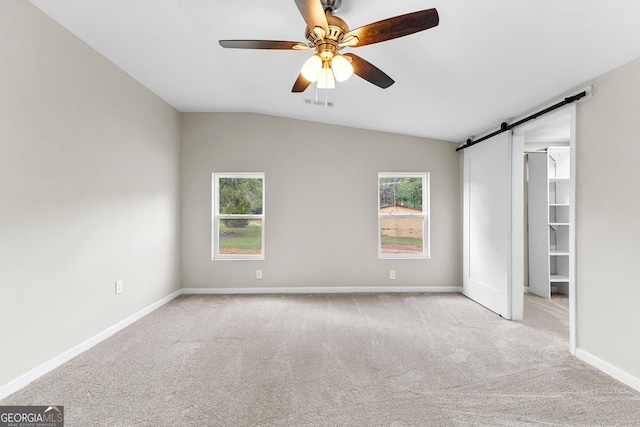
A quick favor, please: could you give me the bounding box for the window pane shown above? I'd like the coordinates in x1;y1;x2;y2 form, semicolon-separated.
218;219;263;255
380;217;424;254
379;177;423;213
219;178;263;215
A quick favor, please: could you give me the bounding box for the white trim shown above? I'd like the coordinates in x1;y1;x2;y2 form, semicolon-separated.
212;172;265;261
568;105;578;355
0;290;182;400
181;286;463;295
378;172;430;260
510;133;524;320
0;285;460;399
7;285;638;406
576;348;640;393
512;104;578;354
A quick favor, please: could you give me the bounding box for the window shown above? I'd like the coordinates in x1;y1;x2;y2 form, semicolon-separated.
212;173;265;260
378;173;429;259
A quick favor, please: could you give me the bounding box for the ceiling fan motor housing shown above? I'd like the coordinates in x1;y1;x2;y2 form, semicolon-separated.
305;10;349;50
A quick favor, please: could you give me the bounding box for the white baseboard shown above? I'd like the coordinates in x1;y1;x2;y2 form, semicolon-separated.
576;348;640;393
0;286;461;400
7;287;638;402
181;286;463;295
0;290;182;401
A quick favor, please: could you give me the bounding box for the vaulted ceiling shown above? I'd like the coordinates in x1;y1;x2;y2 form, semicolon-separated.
29;0;640;142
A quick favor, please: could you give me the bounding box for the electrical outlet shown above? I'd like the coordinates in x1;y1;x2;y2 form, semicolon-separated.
390;270;396;280
115;280;123;294
256;270;262;279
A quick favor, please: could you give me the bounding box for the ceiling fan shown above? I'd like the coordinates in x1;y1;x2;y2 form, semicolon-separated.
219;0;439;92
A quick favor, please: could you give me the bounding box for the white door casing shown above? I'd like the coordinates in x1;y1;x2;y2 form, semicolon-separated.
513;104;577;353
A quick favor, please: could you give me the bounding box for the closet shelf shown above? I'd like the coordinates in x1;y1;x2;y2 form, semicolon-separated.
528;146;571;299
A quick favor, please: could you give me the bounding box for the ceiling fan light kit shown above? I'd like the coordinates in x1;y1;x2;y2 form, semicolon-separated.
317;66;336;89
301;54;322;82
330;54;353;82
301;52;353;84
219;0;439;93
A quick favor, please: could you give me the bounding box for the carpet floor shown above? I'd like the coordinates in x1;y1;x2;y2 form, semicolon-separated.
3;293;639;426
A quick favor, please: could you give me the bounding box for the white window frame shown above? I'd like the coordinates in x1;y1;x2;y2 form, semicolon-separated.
212;172;265;260
378;172;430;259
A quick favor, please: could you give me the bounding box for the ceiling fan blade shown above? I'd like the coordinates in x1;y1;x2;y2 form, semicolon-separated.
343;53;394;89
292;74;312;93
219;40;309;50
344;8;439;47
294;0;329;35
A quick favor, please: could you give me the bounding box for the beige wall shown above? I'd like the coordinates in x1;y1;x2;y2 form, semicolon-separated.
181;113;461;289
576;57;640;379
0;1;181;388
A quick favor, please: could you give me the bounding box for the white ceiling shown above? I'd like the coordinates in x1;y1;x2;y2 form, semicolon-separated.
29;0;640;143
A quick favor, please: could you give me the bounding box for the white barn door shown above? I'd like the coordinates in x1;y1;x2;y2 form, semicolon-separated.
463;132;523;320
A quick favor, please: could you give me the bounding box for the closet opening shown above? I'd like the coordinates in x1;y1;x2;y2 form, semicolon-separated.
516;105;577;354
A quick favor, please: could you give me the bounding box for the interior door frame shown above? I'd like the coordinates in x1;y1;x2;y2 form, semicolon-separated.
513;104;577;354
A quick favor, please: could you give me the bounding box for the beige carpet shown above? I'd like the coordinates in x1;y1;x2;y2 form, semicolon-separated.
3;293;639;426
